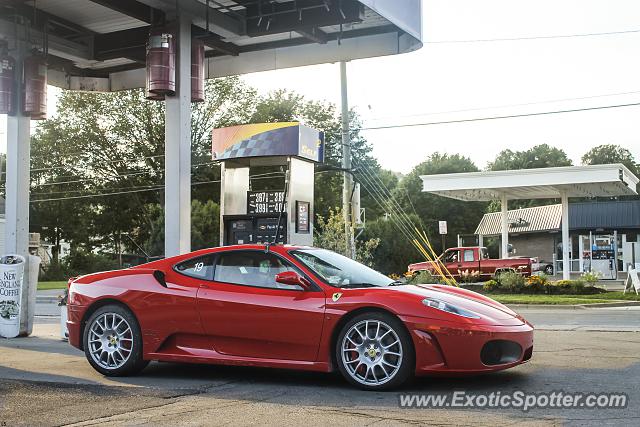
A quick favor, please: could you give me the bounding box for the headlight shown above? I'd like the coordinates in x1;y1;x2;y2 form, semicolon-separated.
422;298;480;319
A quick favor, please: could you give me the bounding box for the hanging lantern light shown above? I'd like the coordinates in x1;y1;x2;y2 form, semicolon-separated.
146;26;176;100
0;39;16;115
22;52;47;120
191;38;205;103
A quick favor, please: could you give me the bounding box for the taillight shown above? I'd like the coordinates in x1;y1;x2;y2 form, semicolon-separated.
67;276;78;289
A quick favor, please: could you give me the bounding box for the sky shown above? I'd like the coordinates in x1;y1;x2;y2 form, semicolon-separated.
2;0;640;174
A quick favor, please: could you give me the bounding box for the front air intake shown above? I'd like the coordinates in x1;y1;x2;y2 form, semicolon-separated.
480;340;523;366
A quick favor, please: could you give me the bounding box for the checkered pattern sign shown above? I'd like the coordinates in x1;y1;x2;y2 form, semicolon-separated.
216;127;296;160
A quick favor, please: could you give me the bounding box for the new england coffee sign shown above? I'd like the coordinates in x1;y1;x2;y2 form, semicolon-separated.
0;254;25;338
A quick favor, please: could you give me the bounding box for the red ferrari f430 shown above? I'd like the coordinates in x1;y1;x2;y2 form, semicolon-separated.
67;245;533;390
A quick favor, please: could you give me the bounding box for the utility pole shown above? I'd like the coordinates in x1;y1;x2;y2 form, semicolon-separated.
340;61;355;258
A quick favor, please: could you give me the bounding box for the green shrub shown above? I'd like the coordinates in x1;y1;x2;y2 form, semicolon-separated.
407;270;441;285
40;261;71;281
40;250;120;281
65;249;119;276
543;279;606;295
524;274;548;294
483;279;500;292
580;270;601;285
497;271;525;293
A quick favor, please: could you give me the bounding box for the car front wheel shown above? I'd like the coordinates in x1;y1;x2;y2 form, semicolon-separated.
336;312;414;390
84;304;148;376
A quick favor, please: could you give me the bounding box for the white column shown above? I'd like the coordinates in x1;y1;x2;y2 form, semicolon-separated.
5;40;33;335
164;13;192;257
478;234;484;248
561;191;570;280
501;193;509;258
340;61;354;258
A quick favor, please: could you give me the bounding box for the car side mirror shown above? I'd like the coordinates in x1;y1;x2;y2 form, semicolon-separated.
275;271;311;290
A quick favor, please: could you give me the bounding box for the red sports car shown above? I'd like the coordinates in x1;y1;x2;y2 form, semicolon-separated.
67;245;534;390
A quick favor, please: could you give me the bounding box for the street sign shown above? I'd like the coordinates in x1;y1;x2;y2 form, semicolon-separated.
439;220;448;235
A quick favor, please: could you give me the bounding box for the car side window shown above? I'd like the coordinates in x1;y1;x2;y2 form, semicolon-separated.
175;255;214;280
463;250;475;262
444;250;459;263
214;251;300;290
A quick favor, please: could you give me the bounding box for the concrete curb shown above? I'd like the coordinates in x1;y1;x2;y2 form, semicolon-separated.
507;304;587;310
36;297;60;304
507;301;640;310
580;301;640;308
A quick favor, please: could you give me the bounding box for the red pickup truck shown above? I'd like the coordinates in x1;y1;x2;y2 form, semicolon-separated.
408;246;533;280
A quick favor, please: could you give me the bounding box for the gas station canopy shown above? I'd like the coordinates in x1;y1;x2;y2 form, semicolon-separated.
1;0;423;336
0;0;422;91
420;164;639;201
420;164;639;280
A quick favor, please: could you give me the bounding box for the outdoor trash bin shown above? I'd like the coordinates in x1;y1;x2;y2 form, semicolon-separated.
0;254;26;338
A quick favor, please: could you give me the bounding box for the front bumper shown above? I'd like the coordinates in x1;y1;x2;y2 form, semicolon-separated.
402;315;534;375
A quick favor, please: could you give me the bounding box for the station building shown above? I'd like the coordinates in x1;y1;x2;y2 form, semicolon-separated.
475;200;640;279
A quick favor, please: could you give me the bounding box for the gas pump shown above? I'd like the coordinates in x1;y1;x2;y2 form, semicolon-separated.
213;122;324;246
591;234;617;280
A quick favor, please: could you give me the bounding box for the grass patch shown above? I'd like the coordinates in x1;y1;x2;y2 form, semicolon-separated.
573;291;640;301
489;292;640;305
37;281;68;290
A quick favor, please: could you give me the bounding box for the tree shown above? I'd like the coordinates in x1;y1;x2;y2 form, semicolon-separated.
362;214;423;274
488;144;572;171
244;90;386;221
393;153;486;254
582;144;638;176
29;77;256;260
314;208;379;266
486;144;573;210
145;200;221;257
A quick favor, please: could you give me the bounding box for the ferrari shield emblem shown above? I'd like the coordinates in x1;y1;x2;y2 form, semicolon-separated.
332;292;342;302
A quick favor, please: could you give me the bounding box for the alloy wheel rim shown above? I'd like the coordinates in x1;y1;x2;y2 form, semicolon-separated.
88;313;133;370
341;319;403;386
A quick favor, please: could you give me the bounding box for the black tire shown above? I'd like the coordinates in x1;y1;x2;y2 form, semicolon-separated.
83;304;148;377
544;265;554;275
335;312;414;391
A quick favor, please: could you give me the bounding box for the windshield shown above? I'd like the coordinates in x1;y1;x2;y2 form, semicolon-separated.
291;249;394;288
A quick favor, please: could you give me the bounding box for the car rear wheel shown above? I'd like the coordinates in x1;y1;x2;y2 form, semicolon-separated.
84;304;148;376
544;265;554;275
336;312;414;391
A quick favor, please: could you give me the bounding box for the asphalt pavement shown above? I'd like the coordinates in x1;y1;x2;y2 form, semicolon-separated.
0;300;638;426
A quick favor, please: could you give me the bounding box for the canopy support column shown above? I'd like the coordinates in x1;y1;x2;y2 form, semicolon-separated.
561;191;570;280
164;13;192;257
5;40;34;335
501;192;509;258
340;61;355;259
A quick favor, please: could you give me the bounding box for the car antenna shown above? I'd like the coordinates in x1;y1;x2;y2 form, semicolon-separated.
269;161;290;251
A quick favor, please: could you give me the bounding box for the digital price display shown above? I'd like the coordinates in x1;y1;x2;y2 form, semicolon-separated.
247;191;285;214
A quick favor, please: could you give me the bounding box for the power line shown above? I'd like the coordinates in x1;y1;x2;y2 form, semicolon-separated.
29;173;285;203
359;102;640;132
425;28;640;44
29;170;284;196
1;161;221;189
365;90;640;123
30;181;217;203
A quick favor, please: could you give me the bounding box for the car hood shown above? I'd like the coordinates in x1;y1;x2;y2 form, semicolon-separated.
389;284;525;325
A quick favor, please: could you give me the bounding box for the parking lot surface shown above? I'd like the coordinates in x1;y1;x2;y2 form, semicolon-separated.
1;309;639;426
